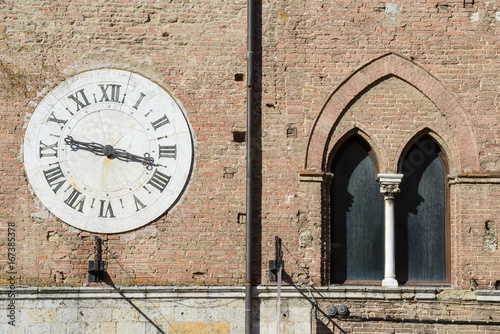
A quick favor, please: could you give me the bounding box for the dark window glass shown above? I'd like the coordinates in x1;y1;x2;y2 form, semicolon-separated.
396;137;446;282
331;137;384;282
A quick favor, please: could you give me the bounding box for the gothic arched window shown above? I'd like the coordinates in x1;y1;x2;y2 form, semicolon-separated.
331;136;384;283
395;136;449;283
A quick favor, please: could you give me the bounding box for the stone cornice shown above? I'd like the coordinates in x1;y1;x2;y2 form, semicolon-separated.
2;286;497;302
0;285;441;301
449;173;500;184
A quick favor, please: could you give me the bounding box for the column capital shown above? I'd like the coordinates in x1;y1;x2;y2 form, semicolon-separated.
380;183;400;199
378;174;403;200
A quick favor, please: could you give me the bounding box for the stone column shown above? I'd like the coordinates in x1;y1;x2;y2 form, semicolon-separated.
378;174;403;288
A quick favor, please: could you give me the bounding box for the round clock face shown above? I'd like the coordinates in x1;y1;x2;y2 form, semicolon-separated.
24;69;194;233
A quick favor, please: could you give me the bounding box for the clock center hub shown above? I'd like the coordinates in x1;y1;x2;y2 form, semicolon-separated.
103;145;114;158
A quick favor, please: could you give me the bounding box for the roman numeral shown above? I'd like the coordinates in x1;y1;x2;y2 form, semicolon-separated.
67;89;91;112
39;140;58;158
133;195;147;212
47;111;67;127
99;84;122;103
64;187;85;212
147;170;171;192
159;145;177;159
43;163;66;193
133;92;146;110
98;200;116;218
151;115;170;131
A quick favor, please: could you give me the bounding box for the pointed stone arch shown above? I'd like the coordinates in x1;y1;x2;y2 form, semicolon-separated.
396;127;453;174
304;53;478;174
327;127;386;177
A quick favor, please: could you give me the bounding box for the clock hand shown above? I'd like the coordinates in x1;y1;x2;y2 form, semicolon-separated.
111;148;156;170
64;136;107;156
64;136;157;170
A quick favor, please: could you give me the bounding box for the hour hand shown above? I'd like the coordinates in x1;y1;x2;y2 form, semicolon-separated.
64;136;106;156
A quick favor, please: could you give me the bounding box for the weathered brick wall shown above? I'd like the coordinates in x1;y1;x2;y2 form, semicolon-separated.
261;0;499;290
0;0;249;286
0;0;498;320
456;181;500;290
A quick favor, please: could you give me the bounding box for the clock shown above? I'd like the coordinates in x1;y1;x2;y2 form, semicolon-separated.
24;69;194;234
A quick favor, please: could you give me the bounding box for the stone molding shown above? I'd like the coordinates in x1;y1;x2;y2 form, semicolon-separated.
3;286;497;302
449;174;500;184
298;170;334;183
476;290;500;302
0;285;442;301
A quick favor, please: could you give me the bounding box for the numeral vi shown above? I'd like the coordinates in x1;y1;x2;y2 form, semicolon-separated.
99;200;116;218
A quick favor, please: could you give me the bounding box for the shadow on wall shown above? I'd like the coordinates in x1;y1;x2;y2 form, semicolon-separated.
280;270;347;334
102;273;167;334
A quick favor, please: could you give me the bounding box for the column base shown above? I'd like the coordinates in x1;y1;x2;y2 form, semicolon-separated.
382;277;398;288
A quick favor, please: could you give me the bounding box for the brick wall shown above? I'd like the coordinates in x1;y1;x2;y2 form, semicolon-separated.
0;0;249;286
0;0;499;332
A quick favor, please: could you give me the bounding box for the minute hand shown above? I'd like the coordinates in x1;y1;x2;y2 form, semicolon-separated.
111;148;156;170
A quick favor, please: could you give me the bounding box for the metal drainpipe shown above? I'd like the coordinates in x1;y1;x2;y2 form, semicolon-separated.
245;0;255;332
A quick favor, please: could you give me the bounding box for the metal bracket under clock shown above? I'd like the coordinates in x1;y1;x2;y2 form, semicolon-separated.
88;236;105;282
269;236;284;282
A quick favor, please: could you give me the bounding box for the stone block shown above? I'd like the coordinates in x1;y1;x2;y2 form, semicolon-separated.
112;306;141;322
50;322;66;334
78;307;112;323
25;323;50;334
21;308;56;323
116;321;146;334
100;322;116;334
56;307;78;323
168;322;229;334
66;321;101;334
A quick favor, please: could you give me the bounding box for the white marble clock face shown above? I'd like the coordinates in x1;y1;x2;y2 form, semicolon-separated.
24;69;194;233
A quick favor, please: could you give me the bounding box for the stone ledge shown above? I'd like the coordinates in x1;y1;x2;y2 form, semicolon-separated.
0;286;245;300
476;290;500;302
4;286;495;303
449;174;500;184
298;170;333;183
256;285;441;300
0;285;451;301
